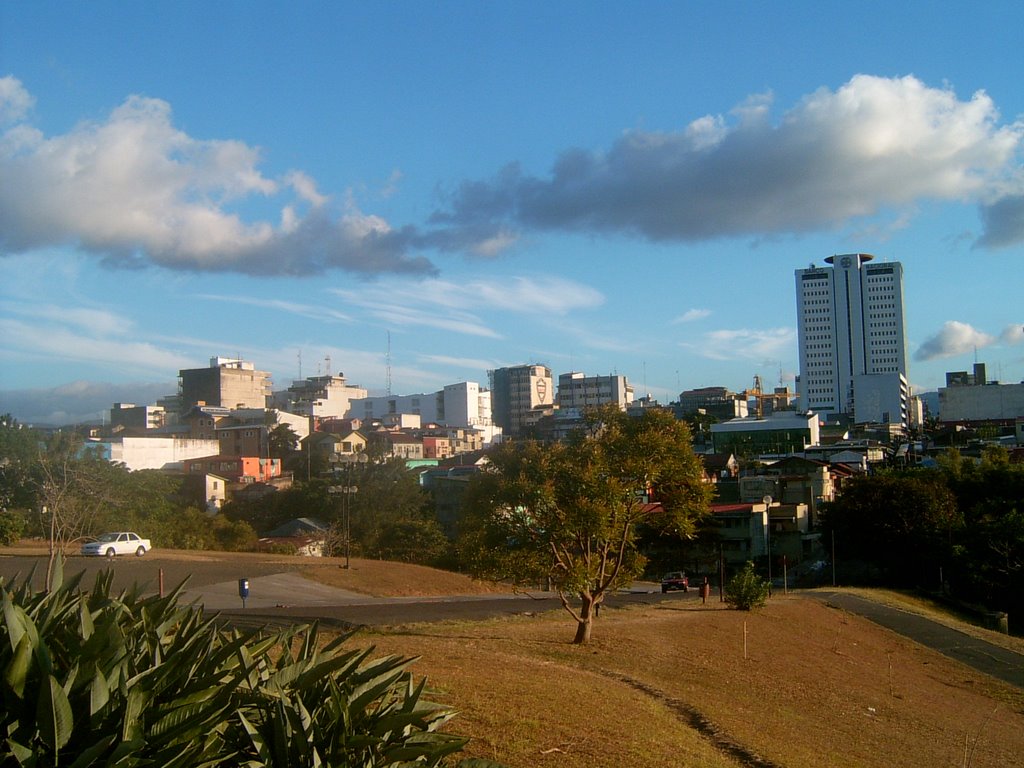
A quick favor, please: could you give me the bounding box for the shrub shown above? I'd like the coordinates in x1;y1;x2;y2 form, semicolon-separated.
0;511;24;546
0;562;502;767
724;561;771;610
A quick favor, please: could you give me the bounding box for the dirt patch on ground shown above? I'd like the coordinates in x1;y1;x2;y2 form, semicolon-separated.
363;596;1024;768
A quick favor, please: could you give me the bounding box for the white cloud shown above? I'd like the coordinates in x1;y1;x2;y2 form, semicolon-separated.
0;75;34;124
0;317;194;373
0;380;175;426
914;321;997;361
683;327;796;363
285;170;327;207
432;74;1024;251
196;294;352;323
416;353;499;371
0;78;435;276
674;308;712;323
1000;323;1024;346
0;301;129;337
332;274;603;339
977;193;1024;248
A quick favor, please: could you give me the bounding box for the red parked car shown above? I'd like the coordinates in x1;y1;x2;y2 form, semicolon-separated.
660;571;689;593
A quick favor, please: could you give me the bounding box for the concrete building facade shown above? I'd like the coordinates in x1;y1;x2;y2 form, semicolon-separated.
109;403;166;431
556;371;634;411
91;436;221;471
349;381;500;444
795;254;909;426
178;357;272;413
489;364;554;437
939;378;1024;424
276;373;368;419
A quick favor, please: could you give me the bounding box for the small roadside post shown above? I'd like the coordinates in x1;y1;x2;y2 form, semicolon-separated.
238;578;250;609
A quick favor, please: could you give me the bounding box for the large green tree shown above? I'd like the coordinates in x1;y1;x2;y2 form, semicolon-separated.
268;422;300;460
458;406;711;644
820;471;961;586
940;447;1024;617
345;458;437;561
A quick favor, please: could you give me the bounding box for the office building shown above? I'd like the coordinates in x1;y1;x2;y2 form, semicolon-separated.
556;371;634;411
489;364;554;437
277;373;368;419
938;362;1024;425
795;254;909;426
178;357;272;413
350;381;501;444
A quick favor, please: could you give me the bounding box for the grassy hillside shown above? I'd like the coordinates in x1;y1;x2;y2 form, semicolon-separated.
355;594;1023;768
7;543;1022;766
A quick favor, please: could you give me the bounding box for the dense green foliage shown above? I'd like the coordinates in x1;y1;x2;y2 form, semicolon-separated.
1;419;447;568
821;472;960;584
0;566;499;767
724;562;771;610
821;447;1024;626
351;459;449;563
0;511;23;546
457;406;712;643
225;457;448;565
0;420;256;557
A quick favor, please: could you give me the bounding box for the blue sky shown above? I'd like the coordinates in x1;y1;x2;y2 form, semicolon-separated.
2;2;1023;425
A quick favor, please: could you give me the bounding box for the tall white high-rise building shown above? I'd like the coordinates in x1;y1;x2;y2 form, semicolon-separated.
795;254;909;426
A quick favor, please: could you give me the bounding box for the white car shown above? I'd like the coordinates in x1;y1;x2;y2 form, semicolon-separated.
81;532;152;559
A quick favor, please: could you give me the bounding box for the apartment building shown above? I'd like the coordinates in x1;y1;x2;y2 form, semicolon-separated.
556;371;634;411
275;372;367;419
795;254;909;427
350;381;500;444
178;357;272;413
489;364;554;437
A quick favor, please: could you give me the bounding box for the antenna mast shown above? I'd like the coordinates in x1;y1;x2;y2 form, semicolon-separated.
386;331;392;396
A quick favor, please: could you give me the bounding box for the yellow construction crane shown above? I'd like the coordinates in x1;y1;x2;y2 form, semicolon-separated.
740;374;791;418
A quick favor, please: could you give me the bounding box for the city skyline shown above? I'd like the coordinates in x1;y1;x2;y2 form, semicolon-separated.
2;3;1023;425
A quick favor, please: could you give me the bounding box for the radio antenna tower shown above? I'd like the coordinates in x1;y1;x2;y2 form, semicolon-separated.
386;331;392;396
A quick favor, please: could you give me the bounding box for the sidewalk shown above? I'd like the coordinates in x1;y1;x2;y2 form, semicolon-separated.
812;590;1024;689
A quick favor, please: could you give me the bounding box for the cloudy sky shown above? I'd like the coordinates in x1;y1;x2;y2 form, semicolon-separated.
2;2;1023;425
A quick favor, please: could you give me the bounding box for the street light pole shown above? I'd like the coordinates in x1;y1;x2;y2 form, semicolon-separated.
343;471;351;569
340;452;368;569
762;495;773;588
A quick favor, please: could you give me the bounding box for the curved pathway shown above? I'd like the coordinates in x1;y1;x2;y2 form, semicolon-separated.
811;590;1023;688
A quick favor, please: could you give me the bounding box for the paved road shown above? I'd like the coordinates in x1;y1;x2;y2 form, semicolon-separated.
811;590;1024;689
6;554;1019;689
0;550;687;621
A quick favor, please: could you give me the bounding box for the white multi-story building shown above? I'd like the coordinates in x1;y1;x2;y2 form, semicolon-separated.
349;381;501;444
557;372;634;411
276;373;368;419
89;436;221;471
795;254;909;426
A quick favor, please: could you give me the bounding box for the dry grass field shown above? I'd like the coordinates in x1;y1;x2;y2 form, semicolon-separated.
355;594;1024;768
5;543;1022;766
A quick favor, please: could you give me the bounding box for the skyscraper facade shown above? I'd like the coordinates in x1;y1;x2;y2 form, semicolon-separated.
795;254;909;426
489;364;554;437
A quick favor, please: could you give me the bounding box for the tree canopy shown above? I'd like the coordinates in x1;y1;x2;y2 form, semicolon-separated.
821;470;960;586
821;448;1024;625
457;406;711;643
